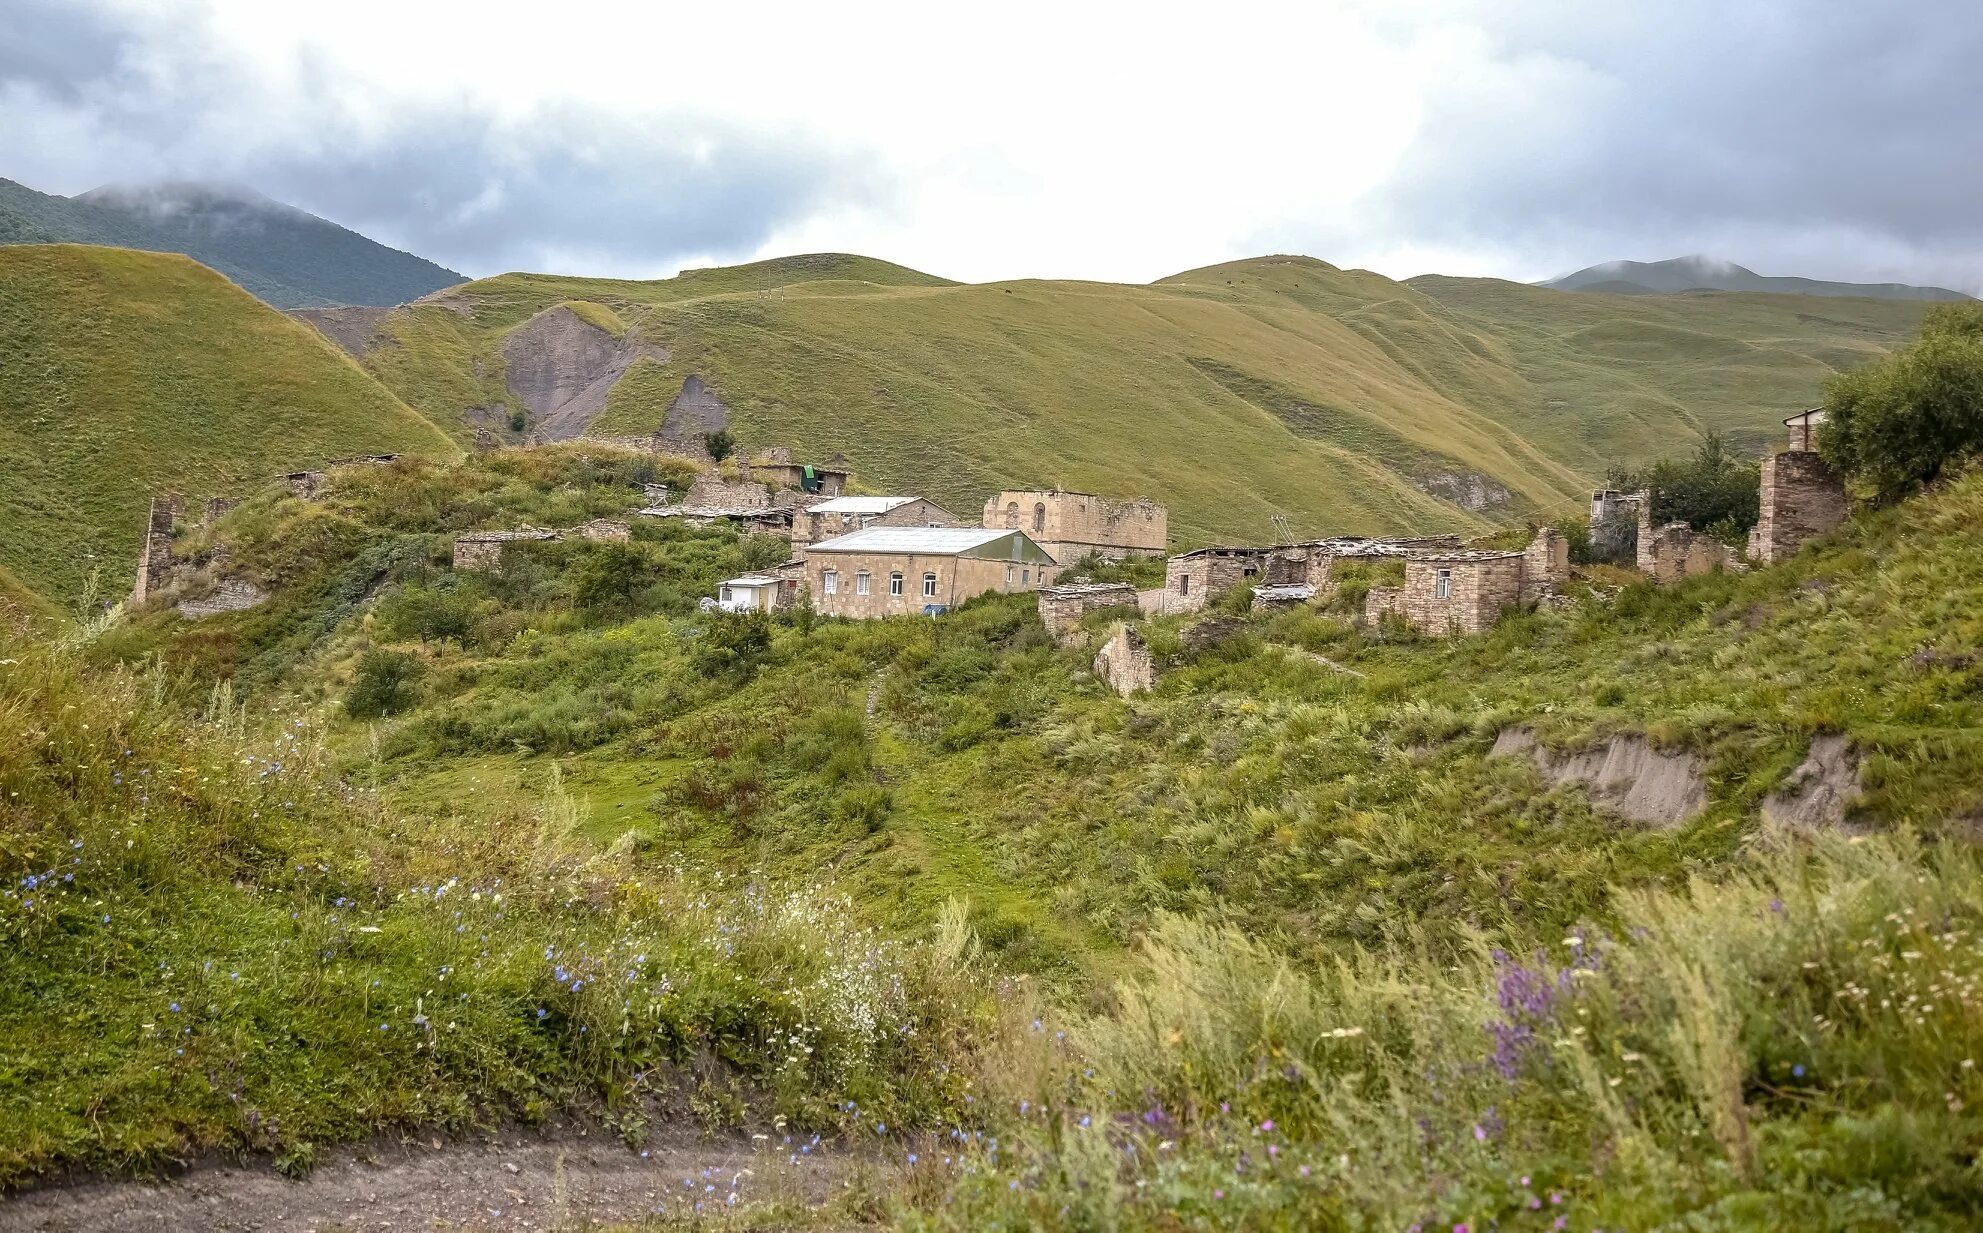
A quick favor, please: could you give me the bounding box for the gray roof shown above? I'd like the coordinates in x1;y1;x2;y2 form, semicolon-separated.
807;526;1051;558
806;496;918;515
721;574;783;587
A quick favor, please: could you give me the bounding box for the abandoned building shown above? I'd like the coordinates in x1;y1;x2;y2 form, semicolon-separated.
1588;489;1649;561
1748;410;1848;564
1094;622;1157;696
792;496;959;555
747;447;850;498
452;528;559;572
1160;547;1266;615
1261;536;1466;594
1639;520;1739;583
1364;549;1525;636
1036;581;1139;643
803;527;1060;619
982;490;1168;565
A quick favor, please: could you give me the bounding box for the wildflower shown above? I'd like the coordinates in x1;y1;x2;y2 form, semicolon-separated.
1260;1119;1274;1132
1793;1064;1806;1078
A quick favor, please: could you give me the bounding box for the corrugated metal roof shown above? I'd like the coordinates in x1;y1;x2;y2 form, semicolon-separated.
808;526;1037;556
721;575;783;587
805;496;918;515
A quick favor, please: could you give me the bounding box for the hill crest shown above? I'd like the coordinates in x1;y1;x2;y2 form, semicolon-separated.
1545;255;1972;301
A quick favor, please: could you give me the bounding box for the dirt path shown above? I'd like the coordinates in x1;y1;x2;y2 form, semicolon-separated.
0;1123;850;1232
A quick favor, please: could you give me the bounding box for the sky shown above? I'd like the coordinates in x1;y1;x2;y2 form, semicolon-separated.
4;0;1981;292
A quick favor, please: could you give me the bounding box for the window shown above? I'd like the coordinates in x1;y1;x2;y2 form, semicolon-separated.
1435;569;1452;599
922;572;938;598
1005;566;1015;585
855;570;870;595
1178;573;1191;595
1004;501;1020;529
1021;568;1030;583
822;569;838;596
719;585;732;603
889;572;904;596
1033;503;1047;534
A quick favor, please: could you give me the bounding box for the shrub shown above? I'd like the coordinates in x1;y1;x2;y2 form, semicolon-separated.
1823;303;1983;502
567;542;652;616
1609;431;1761;543
344;649;425;720
704;429;735;462
693;610;773;678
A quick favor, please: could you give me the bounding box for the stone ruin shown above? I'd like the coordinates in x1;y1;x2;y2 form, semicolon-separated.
1037;582;1138;644
1748;413;1847;564
1587;489;1648;562
1093;622;1156;696
451;518;630;573
1362;528;1571;636
130;493;269;619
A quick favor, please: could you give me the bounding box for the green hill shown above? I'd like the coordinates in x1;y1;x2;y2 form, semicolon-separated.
1545;255;1974;301
0;245;461;604
318;252;1925;547
0;177;466;308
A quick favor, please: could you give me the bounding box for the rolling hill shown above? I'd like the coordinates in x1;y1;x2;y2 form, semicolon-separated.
308;251;1927;548
1544;255;1973;301
0;176;465;309
0;244;461;605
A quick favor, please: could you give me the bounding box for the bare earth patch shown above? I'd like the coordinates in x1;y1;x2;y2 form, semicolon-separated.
0;1122;853;1233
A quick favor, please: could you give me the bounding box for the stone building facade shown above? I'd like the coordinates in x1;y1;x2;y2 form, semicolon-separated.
746;447;850;498
1160;547;1266;615
982;490;1168;564
1364;550;1525;636
452;529;558;572
792;497;959;555
1749;448;1847;564
1036;582;1139;643
1638;521;1738;583
1520;528;1570;603
1262;536;1464;596
804;527;1060;619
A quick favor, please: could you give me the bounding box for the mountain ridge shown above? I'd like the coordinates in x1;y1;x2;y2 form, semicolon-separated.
1544;254;1973;301
0;176;466;309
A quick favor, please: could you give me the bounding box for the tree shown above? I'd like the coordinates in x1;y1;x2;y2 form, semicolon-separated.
345;650;424;718
704;429;735;463
1607;431;1760;544
1821;303;1983;503
567;542;650;616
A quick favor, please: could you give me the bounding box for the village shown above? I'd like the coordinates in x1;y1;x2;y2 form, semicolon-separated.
128;409;1850;695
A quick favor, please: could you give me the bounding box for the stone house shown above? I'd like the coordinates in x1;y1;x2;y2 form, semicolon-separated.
746;447;850;498
792;496;958;556
1037;581;1139;643
1364;549;1525;636
1640;521;1739;583
1588;489;1649;562
1160;547;1266;615
804;527;1060;619
1748;410;1847;564
1262;535;1464;596
982;490;1168;564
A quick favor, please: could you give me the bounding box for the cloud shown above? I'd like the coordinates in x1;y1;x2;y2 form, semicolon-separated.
1266;0;1983;293
0;0;886;276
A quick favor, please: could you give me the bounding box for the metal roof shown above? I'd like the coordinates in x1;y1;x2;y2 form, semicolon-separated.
805;496;918;515
807;526;1044;556
721;575;783;587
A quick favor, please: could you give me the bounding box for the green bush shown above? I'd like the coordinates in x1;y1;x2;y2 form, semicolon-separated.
1823;303;1983;502
1609;431;1761;543
344;649;424;718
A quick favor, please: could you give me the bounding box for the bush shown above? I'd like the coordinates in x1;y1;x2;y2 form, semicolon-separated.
376;581;476;644
693;610;773;678
1823;303;1983;502
1609;431;1760;543
344;649;424;718
567;542;651;616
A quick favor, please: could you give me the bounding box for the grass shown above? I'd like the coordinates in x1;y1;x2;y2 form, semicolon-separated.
0;245;460;606
329;252;1925;560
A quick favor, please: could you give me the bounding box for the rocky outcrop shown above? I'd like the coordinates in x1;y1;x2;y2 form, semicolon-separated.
1762;734;1863;831
176;577;268;620
1415;469;1512;512
503;305;666;441
290;306;393;358
1491;727;1708;825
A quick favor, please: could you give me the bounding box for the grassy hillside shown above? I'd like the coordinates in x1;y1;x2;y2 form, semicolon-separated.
328;253;1923;549
0;177;466;309
0;245;461;604
50;433;1983;1225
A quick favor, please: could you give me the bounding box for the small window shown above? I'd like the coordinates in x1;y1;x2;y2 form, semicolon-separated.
719;586;732;603
889;572;904;596
855;570;870;595
1033;503;1047;534
822;569;839;596
1178;574;1190;595
1021;568;1030;583
922;572;938;598
1006;566;1015;585
1435;569;1452;599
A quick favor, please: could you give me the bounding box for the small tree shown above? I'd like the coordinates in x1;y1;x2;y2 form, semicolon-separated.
1821;303;1983;503
345;650;424;718
1607;431;1760;544
567;542;650;616
704;429;736;463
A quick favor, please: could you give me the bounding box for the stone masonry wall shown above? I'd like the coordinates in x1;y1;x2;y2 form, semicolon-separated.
1752;450;1847;564
983;491;1168;562
1396;555;1523;635
1161;552;1262;615
686;475;772;510
1094;622;1156;696
1037;582;1138;643
133;494;182;603
1640;522;1737;584
1520;528;1569;603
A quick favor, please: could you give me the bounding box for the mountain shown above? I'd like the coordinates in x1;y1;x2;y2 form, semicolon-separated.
305;252;1925;549
0;176;465;308
0;244;461;604
1544;255;1973;301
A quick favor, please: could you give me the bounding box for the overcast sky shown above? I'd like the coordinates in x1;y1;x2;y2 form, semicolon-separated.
4;0;1980;292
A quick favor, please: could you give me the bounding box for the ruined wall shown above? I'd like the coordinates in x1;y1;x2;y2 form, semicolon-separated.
1094;622;1156;696
1751;450;1847;564
578;519;631;543
1520;528;1570;603
1640;522;1737;584
796;498;958;551
685;475;773;510
452;539;506;572
1160;551;1263;615
983;491;1168;562
1589;490;1647;563
132;494;182;603
1392;555;1523;636
1363;585;1406;626
1037;582;1138;643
